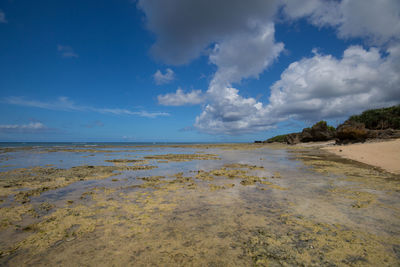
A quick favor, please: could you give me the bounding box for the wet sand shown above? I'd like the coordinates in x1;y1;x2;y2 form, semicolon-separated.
323;138;400;174
0;143;399;266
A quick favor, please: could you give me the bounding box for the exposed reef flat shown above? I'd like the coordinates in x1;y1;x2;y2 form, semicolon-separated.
0;143;399;266
0;165;157;204
144;153;220;162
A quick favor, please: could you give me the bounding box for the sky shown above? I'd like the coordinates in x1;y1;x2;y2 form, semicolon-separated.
0;0;399;142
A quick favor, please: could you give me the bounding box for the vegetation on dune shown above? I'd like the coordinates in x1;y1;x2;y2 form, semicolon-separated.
262;105;400;144
265;120;336;144
265;134;289;143
348;105;400;130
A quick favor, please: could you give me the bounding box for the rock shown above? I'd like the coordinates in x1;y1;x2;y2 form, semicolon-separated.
364;129;400;140
300;121;336;142
336;120;368;144
300;128;313;142
285;133;301;145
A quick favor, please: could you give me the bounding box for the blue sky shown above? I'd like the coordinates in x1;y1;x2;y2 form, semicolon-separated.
0;0;399;142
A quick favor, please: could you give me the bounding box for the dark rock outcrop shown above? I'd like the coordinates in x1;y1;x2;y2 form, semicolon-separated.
285;133;301;145
263;121;336;145
336;120;368;144
300;121;336;142
336;120;400;144
372;129;400;139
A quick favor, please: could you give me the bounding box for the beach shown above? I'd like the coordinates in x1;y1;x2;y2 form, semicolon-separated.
0;143;399;266
323;139;400;174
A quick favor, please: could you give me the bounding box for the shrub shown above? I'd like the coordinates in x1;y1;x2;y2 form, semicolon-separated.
312;121;328;129
348;105;400;130
265;134;289;143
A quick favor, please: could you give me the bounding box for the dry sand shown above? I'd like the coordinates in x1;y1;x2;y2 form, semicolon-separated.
323;139;400;174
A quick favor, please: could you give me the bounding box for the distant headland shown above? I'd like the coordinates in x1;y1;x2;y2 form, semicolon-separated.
256;105;400;145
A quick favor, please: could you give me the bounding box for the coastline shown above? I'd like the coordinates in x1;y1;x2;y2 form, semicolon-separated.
321;138;400;174
1;142;400;265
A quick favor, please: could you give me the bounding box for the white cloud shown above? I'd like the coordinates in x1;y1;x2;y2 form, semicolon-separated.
268;44;400;120
5;96;80;111
4;96;170;118
195;44;400;134
57;45;79;58
194;87;280;135
139;0;400;135
282;0;400;45
0;10;7;24
153;68;175;85
209;23;284;88
158;88;205;106
138;0;284;134
0;122;46;133
195;23;284;134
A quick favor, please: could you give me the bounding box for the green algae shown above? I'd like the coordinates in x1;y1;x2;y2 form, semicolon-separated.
209;183;235;191
105;159;146;163
144;153;220;162
0;164;157;202
194;165;286;190
272;171;282;178
245;215;400;266
296;150;400;211
330;187;376;208
0;204;35;230
223;163;265;170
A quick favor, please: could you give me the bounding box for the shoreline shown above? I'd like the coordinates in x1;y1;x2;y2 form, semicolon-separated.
321;138;400;174
1;141;399;265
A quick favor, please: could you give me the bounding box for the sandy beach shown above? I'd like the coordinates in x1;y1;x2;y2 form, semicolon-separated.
323;139;400;174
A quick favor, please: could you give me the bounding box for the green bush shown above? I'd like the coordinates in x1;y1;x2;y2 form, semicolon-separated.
266;134;289;143
312;121;328;129
328;125;336;132
349;105;400;130
311;121;336;132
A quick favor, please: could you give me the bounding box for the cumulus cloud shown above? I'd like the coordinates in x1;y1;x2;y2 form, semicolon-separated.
0;122;47;133
137;0;279;65
153;68;175;85
195;24;284;134
139;0;400;135
5;96;170;118
268;45;400;120
57;45;79;58
209;23;284;88
0;10;7;23
282;0;400;45
195;44;400;134
195;88;280;134
139;1;284;133
158;88;205;106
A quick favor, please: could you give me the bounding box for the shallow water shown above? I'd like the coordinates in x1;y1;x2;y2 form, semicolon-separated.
0;144;399;266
